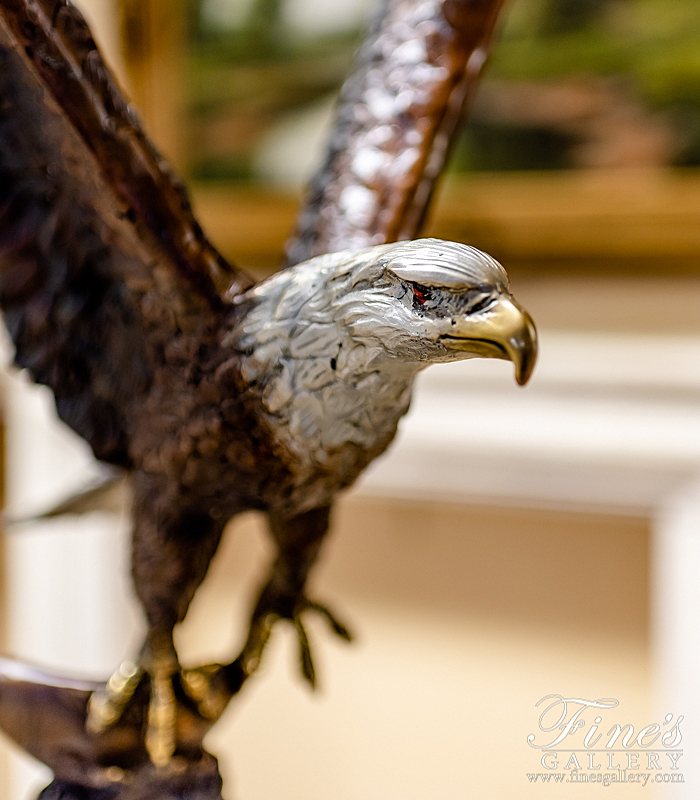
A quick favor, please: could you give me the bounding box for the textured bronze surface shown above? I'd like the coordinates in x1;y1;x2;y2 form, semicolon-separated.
0;0;515;795
285;0;506;265
0;0;253;300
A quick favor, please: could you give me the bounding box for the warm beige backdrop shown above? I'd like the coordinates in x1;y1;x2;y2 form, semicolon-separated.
176;499;652;800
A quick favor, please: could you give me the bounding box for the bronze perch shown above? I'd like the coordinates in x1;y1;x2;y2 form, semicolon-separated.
0;0;536;796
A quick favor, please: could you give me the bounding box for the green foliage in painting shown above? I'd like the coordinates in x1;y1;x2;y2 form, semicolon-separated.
186;0;700;180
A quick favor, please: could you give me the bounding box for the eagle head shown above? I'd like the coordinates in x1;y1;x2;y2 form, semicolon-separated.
232;238;537;482
336;238;537;385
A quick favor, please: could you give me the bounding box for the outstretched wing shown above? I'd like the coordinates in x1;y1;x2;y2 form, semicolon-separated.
285;0;505;266
0;1;253;464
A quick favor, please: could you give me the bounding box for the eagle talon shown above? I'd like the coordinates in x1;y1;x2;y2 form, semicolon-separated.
146;666;177;768
86;651;200;768
87;661;143;734
306;600;353;642
294;615;316;687
293;599;353;688
240;587;353;688
180;665;228;720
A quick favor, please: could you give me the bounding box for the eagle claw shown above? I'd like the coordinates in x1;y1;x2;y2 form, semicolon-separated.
306;600;353;642
87;657;177;767
86;649;229;767
242;589;352;689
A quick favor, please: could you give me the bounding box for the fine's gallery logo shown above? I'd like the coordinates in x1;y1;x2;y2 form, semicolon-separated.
526;695;684;786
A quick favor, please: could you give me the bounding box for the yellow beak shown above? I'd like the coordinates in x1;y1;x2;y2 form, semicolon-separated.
439;296;538;386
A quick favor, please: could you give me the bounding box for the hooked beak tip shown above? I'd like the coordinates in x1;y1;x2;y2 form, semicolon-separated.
498;305;537;387
512;311;538;386
516;359;534;387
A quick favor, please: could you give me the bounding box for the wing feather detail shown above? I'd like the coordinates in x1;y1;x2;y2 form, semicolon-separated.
0;0;253;299
285;0;506;266
0;10;225;464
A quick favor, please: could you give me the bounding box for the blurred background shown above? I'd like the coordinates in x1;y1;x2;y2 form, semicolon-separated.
185;0;700;181
3;0;700;797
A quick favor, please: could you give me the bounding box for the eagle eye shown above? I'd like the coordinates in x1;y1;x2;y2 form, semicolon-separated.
410;282;432;306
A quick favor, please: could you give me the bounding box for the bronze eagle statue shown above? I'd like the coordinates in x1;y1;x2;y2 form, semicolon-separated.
0;0;536;794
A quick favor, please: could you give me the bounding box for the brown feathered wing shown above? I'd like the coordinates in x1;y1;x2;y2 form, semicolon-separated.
0;0;253;464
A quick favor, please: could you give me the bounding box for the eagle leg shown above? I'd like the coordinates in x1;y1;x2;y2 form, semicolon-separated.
239;505;352;687
87;475;228;766
86;632;179;767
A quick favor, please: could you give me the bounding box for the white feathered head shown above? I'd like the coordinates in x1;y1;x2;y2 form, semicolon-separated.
329;238;537;384
234;238;537;387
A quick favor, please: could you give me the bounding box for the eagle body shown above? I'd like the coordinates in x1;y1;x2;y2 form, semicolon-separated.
228;238;516;514
230;245;418;513
129;237;515;522
0;0;527;783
